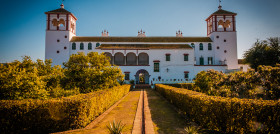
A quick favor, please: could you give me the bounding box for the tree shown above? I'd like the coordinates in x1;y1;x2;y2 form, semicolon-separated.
63;52;124;93
0;56;49;100
243;37;280;69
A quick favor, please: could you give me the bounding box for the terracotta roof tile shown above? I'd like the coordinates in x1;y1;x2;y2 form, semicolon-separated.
70;36;212;43
212;9;237;15
96;44;193;49
45;8;71;14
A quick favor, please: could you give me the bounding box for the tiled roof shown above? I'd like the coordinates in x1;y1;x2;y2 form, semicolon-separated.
45;8;71;14
212;9;237;15
96;44;193;49
71;37;212;43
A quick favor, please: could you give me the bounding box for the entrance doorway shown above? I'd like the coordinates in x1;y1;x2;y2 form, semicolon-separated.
135;69;150;84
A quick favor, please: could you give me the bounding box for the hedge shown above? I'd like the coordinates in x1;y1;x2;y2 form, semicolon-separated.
165;83;195;90
0;85;130;134
155;84;280;133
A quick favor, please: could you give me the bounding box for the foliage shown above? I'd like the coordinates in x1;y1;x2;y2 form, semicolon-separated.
106;120;126;134
243;37;280;70
193;65;280;99
0;56;49;100
184;126;199;134
63;52;124;93
155;84;280;134
129;79;135;85
0;85;131;133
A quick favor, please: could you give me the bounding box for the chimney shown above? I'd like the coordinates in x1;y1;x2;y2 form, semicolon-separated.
176;30;183;37
137;29;146;37
101;30;109;37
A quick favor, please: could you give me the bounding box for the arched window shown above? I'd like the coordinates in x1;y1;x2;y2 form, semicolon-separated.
72;43;76;50
199;43;203;50
96;42;100;47
104;52;113;64
218;20;224;28
208;43;212;50
126;53;137;65
88;43;92;50
138;53;149;65
80;43;84;50
114;52;125;65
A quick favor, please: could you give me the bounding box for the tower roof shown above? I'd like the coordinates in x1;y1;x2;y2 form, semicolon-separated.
45;8;71;14
211;9;237;15
45;4;77;20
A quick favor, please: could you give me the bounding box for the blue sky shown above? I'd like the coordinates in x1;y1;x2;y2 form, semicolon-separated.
0;0;280;62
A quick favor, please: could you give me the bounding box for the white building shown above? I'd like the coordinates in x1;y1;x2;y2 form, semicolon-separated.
45;4;239;84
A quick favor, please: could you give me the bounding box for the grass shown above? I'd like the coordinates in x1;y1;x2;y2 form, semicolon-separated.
146;89;189;134
69;89;141;134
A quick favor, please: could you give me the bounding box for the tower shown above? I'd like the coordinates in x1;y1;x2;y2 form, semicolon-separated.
205;4;238;69
45;4;77;65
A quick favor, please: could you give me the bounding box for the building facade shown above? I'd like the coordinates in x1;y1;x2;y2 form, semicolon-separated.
45;4;239;84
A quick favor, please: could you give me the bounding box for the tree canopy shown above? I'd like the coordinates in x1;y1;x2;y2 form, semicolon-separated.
243;37;280;69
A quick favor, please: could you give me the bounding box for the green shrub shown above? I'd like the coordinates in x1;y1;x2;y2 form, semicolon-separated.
155;84;280;133
63;52;124;93
0;85;130;134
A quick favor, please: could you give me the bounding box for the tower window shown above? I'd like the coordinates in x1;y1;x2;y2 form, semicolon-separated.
154;63;159;72
199;57;204;65
199;43;203;50
88;43;92;50
224;39;227;42
217;46;220;49
96;43;100;47
64;46;67;50
65;35;67;38
165;54;170;61
57;39;60;42
57;50;60;53
208;43;212;50
80;43;84;50
216;36;219;38
224;50;227;53
72;43;76;50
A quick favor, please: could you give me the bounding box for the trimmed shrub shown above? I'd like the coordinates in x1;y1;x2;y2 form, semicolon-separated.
0;85;130;134
155;84;280;133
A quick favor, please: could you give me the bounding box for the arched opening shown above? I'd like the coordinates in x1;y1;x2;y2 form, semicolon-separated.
218;20;224;28
72;43;76;50
135;69;150;84
126;52;137;65
138;53;149;65
114;52;125;65
104;52;113;64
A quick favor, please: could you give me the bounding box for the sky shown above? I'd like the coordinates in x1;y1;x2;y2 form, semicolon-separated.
0;0;280;63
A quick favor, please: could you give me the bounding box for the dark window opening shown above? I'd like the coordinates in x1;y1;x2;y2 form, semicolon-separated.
80;43;84;50
57;50;59;53
216;36;219;38
208;43;212;50
88;43;92;50
166;55;170;61
154;63;159;72
64;46;67;50
65;35;67;38
72;43;76;50
125;73;130;80
184;55;189;61
224;39;227;42
217;46;220;49
57;39;60;42
224;50;227;53
199;43;203;50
